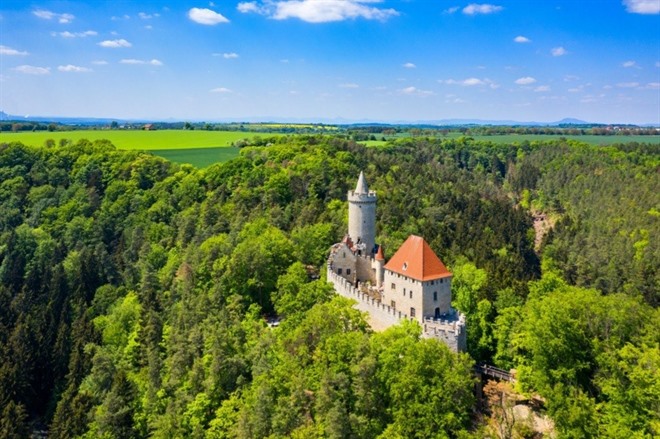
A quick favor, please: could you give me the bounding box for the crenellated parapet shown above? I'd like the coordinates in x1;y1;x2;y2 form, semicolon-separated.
327;264;467;352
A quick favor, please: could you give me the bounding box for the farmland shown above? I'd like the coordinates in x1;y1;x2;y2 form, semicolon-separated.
0;129;260;150
152;147;241;168
361;133;660;146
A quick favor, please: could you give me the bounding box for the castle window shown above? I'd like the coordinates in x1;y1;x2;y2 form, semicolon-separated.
342;252;346;258
410;307;416;318
433;292;438;301
337;268;342;275
431;280;434;285
409;291;412;299
391;283;396;290
391;300;396;309
347;269;351;275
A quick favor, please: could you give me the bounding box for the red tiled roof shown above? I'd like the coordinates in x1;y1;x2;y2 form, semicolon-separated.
384;235;452;281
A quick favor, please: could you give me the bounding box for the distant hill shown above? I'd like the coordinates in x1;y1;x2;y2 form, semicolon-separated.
2;111;656;127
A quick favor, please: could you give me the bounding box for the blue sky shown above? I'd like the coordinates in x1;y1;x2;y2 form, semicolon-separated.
1;0;659;123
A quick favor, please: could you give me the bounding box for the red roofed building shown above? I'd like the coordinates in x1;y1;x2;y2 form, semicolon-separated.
383;235;453;320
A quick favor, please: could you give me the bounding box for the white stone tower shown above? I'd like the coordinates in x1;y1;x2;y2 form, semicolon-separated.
348;171;377;255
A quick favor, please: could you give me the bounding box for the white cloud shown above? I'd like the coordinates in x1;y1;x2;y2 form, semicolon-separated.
440;77;498;88
551;46;567;56
52;30;97;38
138;12;160;19
623;0;660;14
99;39;132;48
237;2;265;13
616;82;640;88
646;82;660;89
339;83;359;88
514;35;530;43
13;65;50;75
622;60;638;68
239;0;399;23
445;6;460;14
58;65;92;73
92;60;108;65
210;87;232;93
534;85;551;92
402;62;416;69
33;9;74;23
120;59;163;66
222;52;239;59
515;76;536;85
0;45;28;56
462;4;503;15
399;86;434;96
188;8;229;25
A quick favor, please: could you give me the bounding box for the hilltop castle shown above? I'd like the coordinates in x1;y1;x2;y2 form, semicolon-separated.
327;172;467;352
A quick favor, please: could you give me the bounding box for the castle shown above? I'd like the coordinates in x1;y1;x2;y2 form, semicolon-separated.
327;172;467;352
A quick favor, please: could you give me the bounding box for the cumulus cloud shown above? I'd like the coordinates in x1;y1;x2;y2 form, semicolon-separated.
399;86;434;96
238;0;399;23
339;83;359;88
120;59;163;66
622;60;639;68
13;65;50;75
514;35;531;43
515;76;536;85
33;9;74;23
237;2;265;13
462;4;503;15
551;46;567;56
616;82;640;88
440;77;499;88
138;12;160;19
92;60;108;65
52;30;97;38
445;6;460;14
0;45;28;56
58;65;92;73
219;52;239;59
188;8;230;25
99;39;132;48
646;82;660;89
210;87;232;93
402;62;416;69
623;0;660;14
534;85;550;92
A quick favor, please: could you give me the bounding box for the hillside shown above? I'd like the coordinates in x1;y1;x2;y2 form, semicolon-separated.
0;136;657;438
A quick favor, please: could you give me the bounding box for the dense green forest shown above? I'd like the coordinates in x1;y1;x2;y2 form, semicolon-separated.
0;135;657;438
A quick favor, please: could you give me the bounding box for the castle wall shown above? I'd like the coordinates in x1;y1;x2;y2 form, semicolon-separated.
328;266;466;352
329;242;358;284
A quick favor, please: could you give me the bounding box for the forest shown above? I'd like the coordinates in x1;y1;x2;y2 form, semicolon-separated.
0;135;657;438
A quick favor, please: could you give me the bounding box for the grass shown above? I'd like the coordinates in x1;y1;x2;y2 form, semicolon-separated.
151;147;241;168
362;133;660;146
0;129;262;150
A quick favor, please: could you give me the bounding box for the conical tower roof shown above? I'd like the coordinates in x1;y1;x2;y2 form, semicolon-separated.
355;171;369;194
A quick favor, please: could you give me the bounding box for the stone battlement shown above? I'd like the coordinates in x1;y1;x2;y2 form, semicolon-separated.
348;190;377;201
327;265;467;352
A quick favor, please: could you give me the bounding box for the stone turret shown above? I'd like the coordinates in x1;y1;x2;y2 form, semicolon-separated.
348;171;377;255
374;245;385;288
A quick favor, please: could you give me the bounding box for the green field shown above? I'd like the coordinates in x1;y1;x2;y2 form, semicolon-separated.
0;129;259;150
152;147;241;168
361;133;660;146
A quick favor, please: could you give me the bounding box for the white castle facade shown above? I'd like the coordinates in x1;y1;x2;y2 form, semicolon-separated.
327;172;467;352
